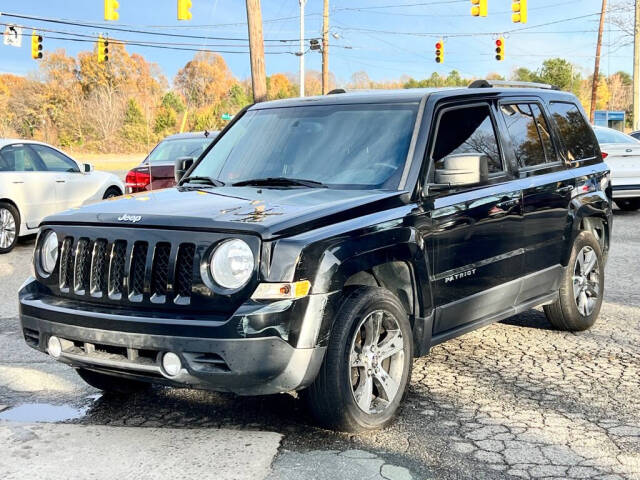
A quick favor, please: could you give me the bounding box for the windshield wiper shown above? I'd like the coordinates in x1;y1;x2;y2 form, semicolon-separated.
232;177;327;188
181;176;225;187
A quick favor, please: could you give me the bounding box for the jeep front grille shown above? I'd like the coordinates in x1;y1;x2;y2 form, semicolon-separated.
58;236;196;305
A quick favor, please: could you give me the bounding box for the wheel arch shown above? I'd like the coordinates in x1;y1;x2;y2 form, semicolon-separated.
564;197;611;266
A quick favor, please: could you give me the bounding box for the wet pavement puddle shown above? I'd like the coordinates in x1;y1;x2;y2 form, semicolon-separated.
0;402;90;422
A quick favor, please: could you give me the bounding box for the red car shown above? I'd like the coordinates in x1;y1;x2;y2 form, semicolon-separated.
125;131;217;193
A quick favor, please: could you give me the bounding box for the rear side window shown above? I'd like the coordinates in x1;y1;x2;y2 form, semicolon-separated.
500;103;547;167
431;104;502;173
0;145;43;172
548;102;598;161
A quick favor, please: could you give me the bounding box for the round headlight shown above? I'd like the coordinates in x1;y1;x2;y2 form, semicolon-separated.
209;239;254;290
40;231;59;274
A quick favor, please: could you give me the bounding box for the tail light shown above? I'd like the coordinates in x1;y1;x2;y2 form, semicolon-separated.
601;152;608;159
125;169;151;190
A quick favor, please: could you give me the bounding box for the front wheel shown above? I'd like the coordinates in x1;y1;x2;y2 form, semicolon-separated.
543;231;604;331
615;198;640;211
303;287;413;432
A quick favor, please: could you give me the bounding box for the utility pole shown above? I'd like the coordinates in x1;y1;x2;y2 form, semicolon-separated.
322;0;329;94
633;0;640;130
299;0;306;97
590;0;607;123
246;0;267;103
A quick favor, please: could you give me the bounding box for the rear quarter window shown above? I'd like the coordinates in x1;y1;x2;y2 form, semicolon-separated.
548;102;598;162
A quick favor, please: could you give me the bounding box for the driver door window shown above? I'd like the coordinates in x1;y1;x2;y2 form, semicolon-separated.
431;104;503;175
30;144;80;172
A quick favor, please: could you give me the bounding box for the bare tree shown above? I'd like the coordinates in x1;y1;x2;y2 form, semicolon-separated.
87;84;125;150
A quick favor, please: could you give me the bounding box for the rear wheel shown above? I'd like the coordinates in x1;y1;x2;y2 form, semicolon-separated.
615;198;640;211
0;202;19;254
303;287;413;432
543;231;604;331
103;187;122;199
76;368;151;394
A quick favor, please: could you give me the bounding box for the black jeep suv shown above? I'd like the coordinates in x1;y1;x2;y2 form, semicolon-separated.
19;81;612;432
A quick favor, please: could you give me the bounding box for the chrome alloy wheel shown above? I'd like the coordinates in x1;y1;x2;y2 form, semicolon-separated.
0;208;16;249
573;245;600;316
349;310;405;414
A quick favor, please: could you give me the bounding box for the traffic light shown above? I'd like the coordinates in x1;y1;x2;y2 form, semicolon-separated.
104;0;119;21
435;39;444;64
495;37;505;61
98;35;109;62
512;0;527;23
31;31;43;60
471;0;488;17
310;39;321;51
178;0;192;20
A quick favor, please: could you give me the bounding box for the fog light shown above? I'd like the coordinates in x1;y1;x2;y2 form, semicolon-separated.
48;336;62;358
162;352;182;377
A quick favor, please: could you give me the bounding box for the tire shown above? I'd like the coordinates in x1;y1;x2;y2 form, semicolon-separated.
615;198;640;211
0;202;20;254
543;231;605;331
76;368;151;394
103;187;122;199
303;286;413;432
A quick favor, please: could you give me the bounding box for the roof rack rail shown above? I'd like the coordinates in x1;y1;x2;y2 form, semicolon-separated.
468;79;560;91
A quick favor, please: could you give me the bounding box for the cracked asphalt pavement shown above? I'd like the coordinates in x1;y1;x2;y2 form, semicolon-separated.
0;209;638;479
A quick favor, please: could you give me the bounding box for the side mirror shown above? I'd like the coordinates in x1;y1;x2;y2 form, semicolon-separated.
174;156;194;183
83;163;94;173
434;154;489;186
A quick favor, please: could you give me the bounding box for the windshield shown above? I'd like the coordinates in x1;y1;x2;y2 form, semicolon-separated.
189;103;420;189
594;128;639;145
146;137;213;164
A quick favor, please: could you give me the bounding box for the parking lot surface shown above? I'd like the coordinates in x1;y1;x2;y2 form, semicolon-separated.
1;210;639;479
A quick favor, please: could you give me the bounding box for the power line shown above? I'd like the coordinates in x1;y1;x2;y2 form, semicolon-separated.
0;11;310;42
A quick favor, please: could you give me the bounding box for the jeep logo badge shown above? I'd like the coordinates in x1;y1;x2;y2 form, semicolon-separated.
117;214;142;223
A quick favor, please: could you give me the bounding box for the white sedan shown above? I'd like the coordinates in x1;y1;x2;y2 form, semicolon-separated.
593;126;640;211
0;139;124;253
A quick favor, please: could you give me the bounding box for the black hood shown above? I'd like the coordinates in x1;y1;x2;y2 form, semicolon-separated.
43;186;409;239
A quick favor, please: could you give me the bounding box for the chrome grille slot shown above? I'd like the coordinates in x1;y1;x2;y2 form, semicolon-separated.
128;241;148;302
59;237;74;292
150;242;171;303
174;243;195;305
73;238;91;295
44;227;255;314
108;240;127;300
89;239;108;297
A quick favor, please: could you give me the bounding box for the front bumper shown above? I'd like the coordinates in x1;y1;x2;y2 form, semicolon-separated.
19;279;332;395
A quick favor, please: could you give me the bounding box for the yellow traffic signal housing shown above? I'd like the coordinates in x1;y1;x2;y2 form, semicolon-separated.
31;31;43;60
495;37;505;61
471;0;488;17
97;35;109;63
105;0;120;21
435;39;444;64
512;0;527;23
178;0;193;20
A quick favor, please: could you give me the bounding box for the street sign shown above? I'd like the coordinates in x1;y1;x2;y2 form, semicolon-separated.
221;113;233;121
3;25;23;48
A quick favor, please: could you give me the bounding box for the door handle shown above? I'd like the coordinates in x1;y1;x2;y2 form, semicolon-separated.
496;199;519;209
556;185;574;194
56;180;66;183
11;181;24;184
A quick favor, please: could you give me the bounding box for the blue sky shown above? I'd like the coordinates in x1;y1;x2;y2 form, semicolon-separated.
0;1;634;85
